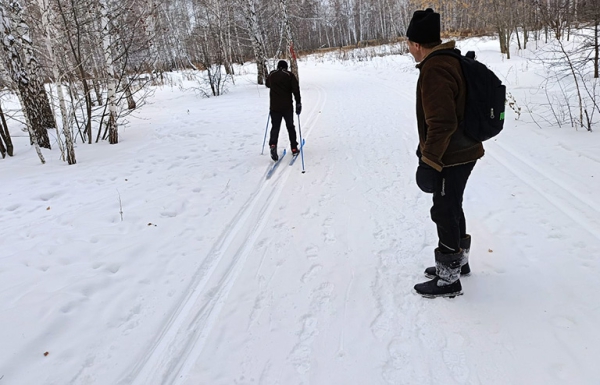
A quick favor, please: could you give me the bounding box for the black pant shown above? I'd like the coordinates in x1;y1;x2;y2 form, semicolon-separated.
430;161;476;253
269;110;298;149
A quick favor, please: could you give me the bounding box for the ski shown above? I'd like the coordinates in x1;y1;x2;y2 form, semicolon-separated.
289;139;305;166
266;149;287;179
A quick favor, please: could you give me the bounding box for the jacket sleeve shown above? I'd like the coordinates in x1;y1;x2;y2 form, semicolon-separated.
291;73;301;105
419;61;460;171
265;71;272;88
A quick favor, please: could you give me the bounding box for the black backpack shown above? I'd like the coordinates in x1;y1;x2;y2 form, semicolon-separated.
425;49;506;142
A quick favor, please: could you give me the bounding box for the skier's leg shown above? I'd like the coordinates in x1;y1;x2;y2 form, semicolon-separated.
282;110;298;150
269;111;283;147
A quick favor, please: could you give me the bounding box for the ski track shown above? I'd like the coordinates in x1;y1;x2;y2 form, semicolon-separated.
121;85;327;385
487;140;600;241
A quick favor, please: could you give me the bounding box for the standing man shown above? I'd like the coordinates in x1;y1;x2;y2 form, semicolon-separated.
406;9;484;298
266;60;302;161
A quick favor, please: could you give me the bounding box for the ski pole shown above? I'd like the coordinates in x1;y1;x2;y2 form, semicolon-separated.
297;113;306;173
261;112;270;155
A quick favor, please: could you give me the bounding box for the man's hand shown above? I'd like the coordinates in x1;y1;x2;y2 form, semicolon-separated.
416;160;440;193
296;103;302;115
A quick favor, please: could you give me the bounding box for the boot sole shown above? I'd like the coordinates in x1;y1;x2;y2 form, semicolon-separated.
417;290;463;299
424;272;471;280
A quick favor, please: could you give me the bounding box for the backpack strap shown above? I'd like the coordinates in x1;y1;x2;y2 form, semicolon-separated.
420;48;462;67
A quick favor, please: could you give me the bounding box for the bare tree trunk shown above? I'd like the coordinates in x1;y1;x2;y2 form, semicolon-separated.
40;87;57;129
244;0;268;84
124;77;137;110
595;19;599;79
92;71;103;106
0;102;13;157
100;0;118;144
0;132;6;158
505;29;512;59
558;39;584;128
56;0;93;144
16;90;46;163
37;0;76;164
231;17;245;65
16;2;57;136
147;2;162;70
279;0;298;81
498;27;508;54
0;2;51;155
216;1;233;75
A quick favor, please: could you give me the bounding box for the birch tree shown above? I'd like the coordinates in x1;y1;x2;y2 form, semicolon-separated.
99;0;118;144
0;2;48;163
579;0;600;78
243;0;269;84
55;0;95;144
0;1;54;151
0;101;13;157
36;0;76;164
279;0;298;81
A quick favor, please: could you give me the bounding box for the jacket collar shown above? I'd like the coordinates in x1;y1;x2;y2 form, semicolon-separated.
416;40;456;69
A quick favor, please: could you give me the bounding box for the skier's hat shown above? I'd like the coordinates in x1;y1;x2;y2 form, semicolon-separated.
277;60;288;70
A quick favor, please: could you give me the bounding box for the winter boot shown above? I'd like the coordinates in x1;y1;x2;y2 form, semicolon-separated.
424;234;471;279
415;248;463;298
291;147;300;157
270;145;278;161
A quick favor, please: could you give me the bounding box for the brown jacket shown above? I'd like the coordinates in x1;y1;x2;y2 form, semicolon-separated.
416;41;484;171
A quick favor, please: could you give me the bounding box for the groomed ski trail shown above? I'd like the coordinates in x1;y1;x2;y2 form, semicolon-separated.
120;84;326;385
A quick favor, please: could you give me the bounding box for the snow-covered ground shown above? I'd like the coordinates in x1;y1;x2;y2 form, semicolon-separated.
2;37;600;385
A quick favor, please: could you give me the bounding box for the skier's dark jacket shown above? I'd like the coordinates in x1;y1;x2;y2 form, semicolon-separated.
266;68;301;113
415;41;484;171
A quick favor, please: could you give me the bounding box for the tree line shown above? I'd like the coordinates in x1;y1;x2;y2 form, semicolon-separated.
0;0;599;163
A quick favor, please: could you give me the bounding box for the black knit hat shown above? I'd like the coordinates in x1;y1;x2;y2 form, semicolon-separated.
406;8;440;44
277;60;288;70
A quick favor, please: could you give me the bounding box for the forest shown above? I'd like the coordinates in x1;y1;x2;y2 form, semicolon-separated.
0;0;598;164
